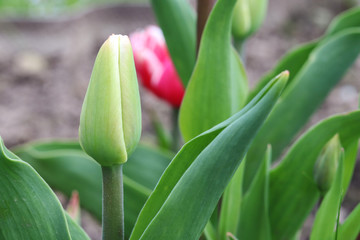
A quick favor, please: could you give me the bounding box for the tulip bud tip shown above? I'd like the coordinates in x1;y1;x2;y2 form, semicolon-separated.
107;34;127;41
282;70;290;77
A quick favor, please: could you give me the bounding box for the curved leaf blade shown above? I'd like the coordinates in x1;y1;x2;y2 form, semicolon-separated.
179;0;245;142
326;7;360;37
0;138;72;240
218;161;245;240
130;72;287;240
248;41;316;101
13;142;171;238
310;154;343;240
245;29;360;190
66;213;90;240
338;203;360;240
231;48;249;109
251;6;360;102
237;146;271;240
269;110;360;239
341;139;359;194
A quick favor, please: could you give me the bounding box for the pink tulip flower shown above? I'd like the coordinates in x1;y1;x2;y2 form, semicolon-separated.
130;25;185;108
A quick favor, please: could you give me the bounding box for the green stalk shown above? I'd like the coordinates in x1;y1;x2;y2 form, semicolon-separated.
101;164;124;240
196;0;217;53
171;107;181;151
203;221;217;240
233;38;246;63
334;192;343;240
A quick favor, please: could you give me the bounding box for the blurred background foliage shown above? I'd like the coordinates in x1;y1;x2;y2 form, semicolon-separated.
0;0;149;18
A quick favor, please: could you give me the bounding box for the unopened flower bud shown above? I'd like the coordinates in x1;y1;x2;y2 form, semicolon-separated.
79;35;142;166
313;134;342;193
232;0;268;40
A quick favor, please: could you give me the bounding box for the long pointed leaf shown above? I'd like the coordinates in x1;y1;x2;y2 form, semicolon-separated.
139;77;285;240
66;213;90;240
248;41;316;101
130;72;287;240
341;140;359;193
245;29;360;190
13;142;171;238
249;7;360;103
269;110;360;240
179;0;245;142
231;48;249;109
130;71;288;240
338;203;360;240
204;222;217;240
310;153;344;240
0;138;72;240
237;146;271;240
218;160;245;240
326;7;360;37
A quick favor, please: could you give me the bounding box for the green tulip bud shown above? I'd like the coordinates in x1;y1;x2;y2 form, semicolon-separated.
232;0;268;40
79;34;142;166
313;134;342;193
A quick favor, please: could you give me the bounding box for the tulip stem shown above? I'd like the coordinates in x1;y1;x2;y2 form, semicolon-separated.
197;0;217;53
234;38;246;64
101;164;124;240
171;108;181;151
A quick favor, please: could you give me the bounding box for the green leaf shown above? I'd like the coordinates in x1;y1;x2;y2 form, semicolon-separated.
248;7;360;103
218;161;245;240
130;72;286;240
231;48;249;109
310;152;344;240
13;141;102;218
289;232;301;240
338;203;360;240
66;213;90;240
341;139;358;193
326;7;360;37
245;8;360;188
248;41;317;101
130;72;287;240
179;0;246;142
13;142;171;238
244;29;360;191
204;222;217;240
250;6;360;102
123;145;172;190
236;146;271;240
269;110;360;240
151;0;196;86
0;137;72;240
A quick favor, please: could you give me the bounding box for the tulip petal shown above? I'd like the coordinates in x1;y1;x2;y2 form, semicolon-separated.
80;35;141;166
131;26;185;107
119;36;142;156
